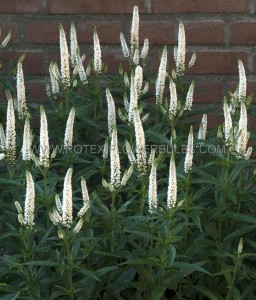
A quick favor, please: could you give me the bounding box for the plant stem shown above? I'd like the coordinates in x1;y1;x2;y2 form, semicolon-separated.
66;228;74;300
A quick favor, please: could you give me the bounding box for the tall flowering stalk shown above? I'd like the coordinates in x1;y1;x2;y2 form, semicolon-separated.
176;22;186;75
133;108;147;175
21;114;32;161
130;5;139;60
110;129;121;190
184;81;194;111
50;171;89;231
39;106;49;168
198;114;207;140
184;126;194;173
93;28;102;74
106;88;116;136
148;160;158;213
49;62;60;96
238;59;246;102
223;99;233;144
5;95;16;164
16;61;27;119
155;46;167;104
62;168;73;227
120;32;130;57
59;24;70;87
167;152;177;208
70;22;78;68
15;171;35;228
169;80;177;115
128;73;138;123
64;107;76;151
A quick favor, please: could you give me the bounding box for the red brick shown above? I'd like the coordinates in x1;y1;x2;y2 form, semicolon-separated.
140;21;175;45
103;51;129;74
27;81;47;103
185;21;225;45
151;0;249;13
188;51;248;75
231;22;256;45
0;51;44;75
0;0;40;13
192;104;223;128
194;82;223;103
0;23;19;44
25;21;122;44
48;0;145;14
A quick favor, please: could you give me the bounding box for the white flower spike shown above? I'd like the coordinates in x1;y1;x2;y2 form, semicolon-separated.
184;126;194;173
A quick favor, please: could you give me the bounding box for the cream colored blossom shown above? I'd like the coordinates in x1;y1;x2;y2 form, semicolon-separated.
169;80;177;115
188;53;196;68
121;164;134;186
176;22;186;75
24;171;35;227
106;88;116;136
74;218;83;234
70;22;78;68
244;147;252;160
120;32;130;57
133;49;139;65
141;38;149;59
5;96;16;163
128;74;138;122
198;114;207;140
184;81;194;110
184;126;193;173
49;62;60;95
167;153;177;208
148;148;156;165
81;177;90;205
133;108;147;175
16;61;27;118
93;28;102;73
75;50;88;84
39;106;49;168
59;24;70;87
238;59;246;102
223;99;233;144
110;129;121;189
141;113;150;123
64;107;75;150
55;194;62;215
142;82;149;96
62;168;73;227
0;31;11;48
21;114;32;161
135;65;143;97
125;140;136;164
148;160;158;213
0;123;6;151
156;46;167;104
130;5;139;57
235;101;248;156
103;139;109;160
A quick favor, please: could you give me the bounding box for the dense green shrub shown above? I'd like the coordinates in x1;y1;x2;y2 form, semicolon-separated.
0;6;256;300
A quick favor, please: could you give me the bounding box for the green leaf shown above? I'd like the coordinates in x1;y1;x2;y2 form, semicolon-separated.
193;285;219;300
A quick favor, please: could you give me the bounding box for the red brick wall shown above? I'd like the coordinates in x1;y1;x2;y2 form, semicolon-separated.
0;0;256;104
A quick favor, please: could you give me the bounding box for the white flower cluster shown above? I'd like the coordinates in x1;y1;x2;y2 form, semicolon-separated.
15;171;35;228
120;6;149;64
50;169;90;234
